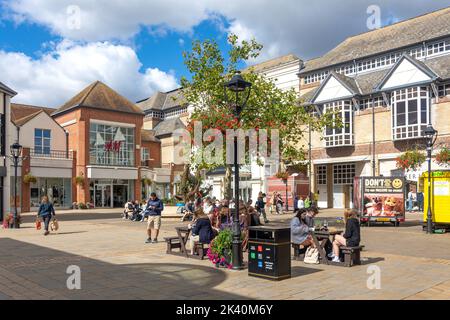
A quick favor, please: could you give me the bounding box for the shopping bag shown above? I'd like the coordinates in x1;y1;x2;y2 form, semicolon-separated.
303;247;319;264
50;218;59;231
35;218;42;230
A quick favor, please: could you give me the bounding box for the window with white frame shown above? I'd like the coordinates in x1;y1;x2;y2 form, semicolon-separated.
437;83;450;97
333;164;355;185
391;86;429;140
141;147;150;165
359;96;385;110
316;165;327;185
34;129;51;154
323;100;353;147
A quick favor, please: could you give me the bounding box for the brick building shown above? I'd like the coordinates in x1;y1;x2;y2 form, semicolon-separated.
11;103;74;212
52;81;146;208
298;8;450;209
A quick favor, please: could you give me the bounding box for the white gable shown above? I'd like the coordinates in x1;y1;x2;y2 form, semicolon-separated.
314;76;353;103
382;58;432;90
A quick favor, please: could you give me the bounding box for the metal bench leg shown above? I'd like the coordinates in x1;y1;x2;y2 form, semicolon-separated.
354;250;361;265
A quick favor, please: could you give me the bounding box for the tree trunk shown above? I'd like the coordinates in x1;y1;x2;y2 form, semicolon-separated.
223;165;232;200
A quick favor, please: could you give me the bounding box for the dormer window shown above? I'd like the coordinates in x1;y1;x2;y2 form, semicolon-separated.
391;86;429;140
324;100;354;147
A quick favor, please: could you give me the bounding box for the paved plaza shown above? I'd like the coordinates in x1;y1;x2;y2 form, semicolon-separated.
0;209;449;300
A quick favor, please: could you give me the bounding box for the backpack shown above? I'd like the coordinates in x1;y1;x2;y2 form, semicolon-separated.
303;247;319;264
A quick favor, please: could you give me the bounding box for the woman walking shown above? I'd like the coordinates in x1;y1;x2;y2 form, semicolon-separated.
37;196;56;236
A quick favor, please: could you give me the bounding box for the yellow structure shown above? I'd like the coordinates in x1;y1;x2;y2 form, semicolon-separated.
421;170;450;228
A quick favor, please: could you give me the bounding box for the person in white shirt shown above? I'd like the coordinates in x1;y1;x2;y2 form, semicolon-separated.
203;197;213;215
297;196;305;209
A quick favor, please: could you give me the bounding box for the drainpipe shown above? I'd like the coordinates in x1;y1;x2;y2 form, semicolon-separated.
65;130;69;158
371;94;376;176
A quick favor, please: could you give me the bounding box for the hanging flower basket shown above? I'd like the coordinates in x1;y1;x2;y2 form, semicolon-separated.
142;178;152;186
74;176;85;186
435;146;450;166
275;171;289;180
395;149;426;171
23;173;37;184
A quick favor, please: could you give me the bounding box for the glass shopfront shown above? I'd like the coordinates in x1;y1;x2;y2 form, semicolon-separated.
89;179;134;208
30;178;72;208
89;123;135;167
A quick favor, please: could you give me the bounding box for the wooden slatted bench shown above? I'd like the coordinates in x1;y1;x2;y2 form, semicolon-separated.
164;236;182;254
191;242;208;260
341;245;365;267
291;243;307;261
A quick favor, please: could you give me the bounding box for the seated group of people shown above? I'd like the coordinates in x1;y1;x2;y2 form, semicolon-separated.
123;200;147;222
184;197;262;255
290;207;360;263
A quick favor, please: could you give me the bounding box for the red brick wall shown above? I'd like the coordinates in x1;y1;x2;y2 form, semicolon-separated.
53;107;144;204
20;147;31;213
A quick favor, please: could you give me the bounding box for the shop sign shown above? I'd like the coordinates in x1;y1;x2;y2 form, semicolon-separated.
105;140;121;152
405;169;422;182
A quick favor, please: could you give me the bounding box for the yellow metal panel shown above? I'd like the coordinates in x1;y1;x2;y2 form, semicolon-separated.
421;171;450;224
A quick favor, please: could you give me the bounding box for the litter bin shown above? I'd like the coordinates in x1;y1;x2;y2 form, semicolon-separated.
248;225;291;281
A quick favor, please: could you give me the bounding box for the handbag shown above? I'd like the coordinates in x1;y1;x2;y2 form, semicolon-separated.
50;218;59;231
303;247;319;264
35;218;42;230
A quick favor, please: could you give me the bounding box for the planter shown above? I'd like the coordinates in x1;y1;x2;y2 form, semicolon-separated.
396;149;426;171
435;147;450;166
23;174;37;184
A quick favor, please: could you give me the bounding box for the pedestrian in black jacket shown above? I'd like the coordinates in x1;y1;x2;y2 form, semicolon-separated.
188;208;215;255
331;209;360;262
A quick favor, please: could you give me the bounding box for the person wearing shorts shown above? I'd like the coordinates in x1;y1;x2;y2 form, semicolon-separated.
144;192;164;243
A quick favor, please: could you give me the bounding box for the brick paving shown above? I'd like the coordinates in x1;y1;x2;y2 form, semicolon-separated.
0;209;449;300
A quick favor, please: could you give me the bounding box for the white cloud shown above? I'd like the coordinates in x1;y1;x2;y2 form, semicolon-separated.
2;0;450;62
0;41;178;107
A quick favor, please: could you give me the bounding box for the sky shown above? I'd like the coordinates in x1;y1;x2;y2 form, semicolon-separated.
1;0;450;107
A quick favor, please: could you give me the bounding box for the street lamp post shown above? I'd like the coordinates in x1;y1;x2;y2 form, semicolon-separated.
424;125;438;234
224;71;251;270
10;142;23;229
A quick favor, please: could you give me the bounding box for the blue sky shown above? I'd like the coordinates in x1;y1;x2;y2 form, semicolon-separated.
1;0;449;107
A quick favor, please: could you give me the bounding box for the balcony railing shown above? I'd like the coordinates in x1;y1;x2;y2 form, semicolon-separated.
30;148;73;160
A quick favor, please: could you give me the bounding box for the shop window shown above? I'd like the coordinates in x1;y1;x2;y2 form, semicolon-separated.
391;86;429;140
89;123;135;167
333;164;355;185
34;129;51;155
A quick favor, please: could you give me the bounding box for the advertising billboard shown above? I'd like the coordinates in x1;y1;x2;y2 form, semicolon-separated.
356;177;406;223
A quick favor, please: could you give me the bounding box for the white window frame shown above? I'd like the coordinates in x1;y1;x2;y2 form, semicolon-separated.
333;164;356;185
391;86;429;140
316;165;327;185
323;100;354;148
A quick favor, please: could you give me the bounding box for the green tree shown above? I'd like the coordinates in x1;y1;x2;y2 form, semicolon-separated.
179;34;332;200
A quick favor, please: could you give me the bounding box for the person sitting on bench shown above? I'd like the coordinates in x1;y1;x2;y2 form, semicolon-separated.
188;208;215;255
291;208;314;248
331;209;361;263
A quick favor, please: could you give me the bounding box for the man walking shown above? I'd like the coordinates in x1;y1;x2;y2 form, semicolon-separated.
145;192;164;243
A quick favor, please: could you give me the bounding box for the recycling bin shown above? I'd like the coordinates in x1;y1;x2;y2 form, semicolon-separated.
248;226;291;281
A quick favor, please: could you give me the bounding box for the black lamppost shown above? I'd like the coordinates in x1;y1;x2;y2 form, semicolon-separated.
224;71;251;270
424;125;438;234
10;142;23;229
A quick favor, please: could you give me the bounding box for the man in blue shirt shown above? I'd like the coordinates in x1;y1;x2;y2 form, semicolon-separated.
144;192;164;243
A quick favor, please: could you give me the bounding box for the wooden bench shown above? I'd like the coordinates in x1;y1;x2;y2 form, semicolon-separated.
291;243;307;261
164;236;182;254
191;242;208;260
340;245;365;267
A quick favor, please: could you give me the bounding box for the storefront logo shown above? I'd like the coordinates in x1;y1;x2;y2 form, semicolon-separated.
104;140;121;152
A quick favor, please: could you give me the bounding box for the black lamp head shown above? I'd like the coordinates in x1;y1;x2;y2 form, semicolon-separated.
224;71;251;93
10;142;23;157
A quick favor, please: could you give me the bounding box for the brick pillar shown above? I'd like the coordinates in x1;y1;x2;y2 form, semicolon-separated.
71;150;77;205
135;169;142;201
20;147;31;213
